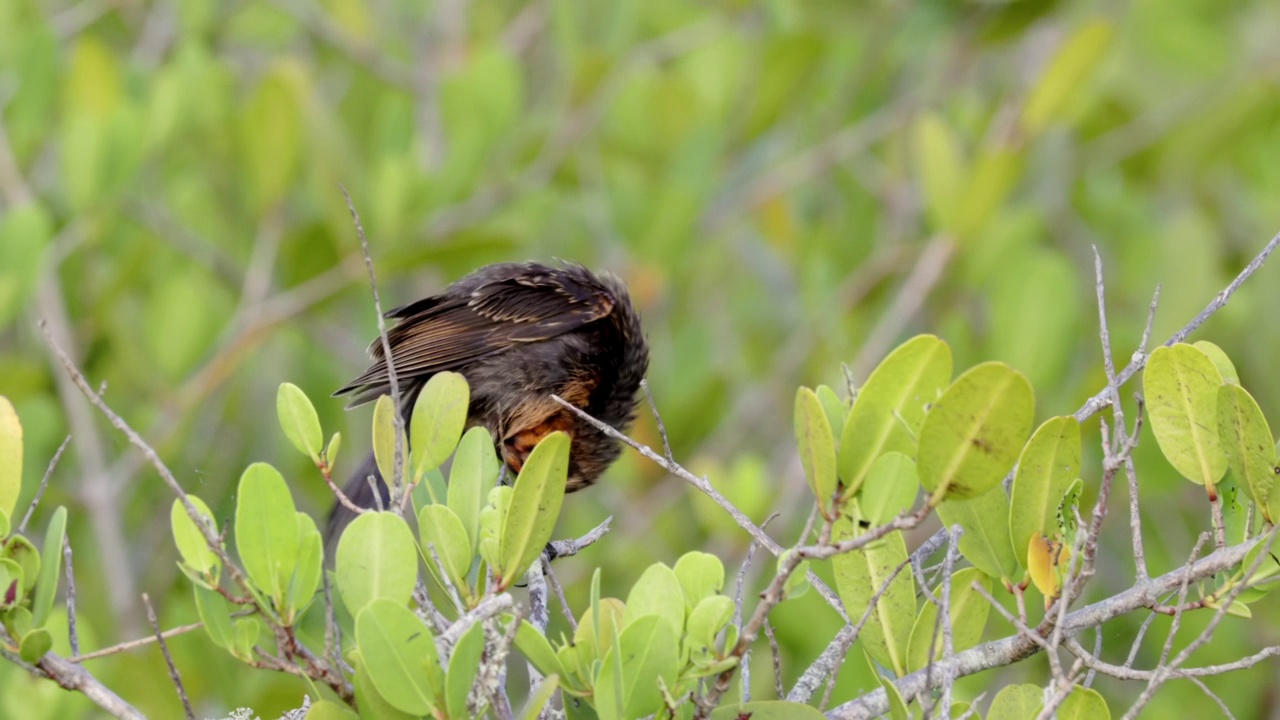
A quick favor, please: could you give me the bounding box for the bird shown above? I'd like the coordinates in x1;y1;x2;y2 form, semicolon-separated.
324;261;649;547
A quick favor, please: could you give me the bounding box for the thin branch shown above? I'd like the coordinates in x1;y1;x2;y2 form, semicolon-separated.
17;435;71;534
64;533;79;657
547;515;613;559
141;593;194;720
1072;230;1280;423
339;185;406;499
550;394;851;622
1093;247;1148;580
763;619;784;699
829;534;1264;719
542;559;578;632
640;379;674;463
0;625;145;719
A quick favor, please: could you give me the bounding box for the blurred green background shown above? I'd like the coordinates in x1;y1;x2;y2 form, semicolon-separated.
3;0;1280;717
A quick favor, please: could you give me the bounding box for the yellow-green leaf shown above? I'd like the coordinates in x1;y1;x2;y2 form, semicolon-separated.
795;387;838;515
839;335;952;498
937;485;1020;580
234;463;299;604
1021;20;1114;136
498;431;569;589
1009;416;1081;567
831;517;915;675
0;396;22;519
918;362;1034;502
410;371;470;480
1144;344;1227;491
277;383;323;461
1217;384;1277;521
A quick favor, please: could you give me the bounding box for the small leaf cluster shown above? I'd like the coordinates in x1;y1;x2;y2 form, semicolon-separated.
0;397;67;666
514;552;775;719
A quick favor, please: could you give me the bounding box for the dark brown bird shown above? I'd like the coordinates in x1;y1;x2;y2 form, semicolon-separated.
325;261;648;545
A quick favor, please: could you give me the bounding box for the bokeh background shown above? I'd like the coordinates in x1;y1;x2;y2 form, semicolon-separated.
3;0;1280;717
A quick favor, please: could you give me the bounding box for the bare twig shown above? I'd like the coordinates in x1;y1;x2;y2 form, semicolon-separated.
551;393;851;622
141;593;194;720
541;559;578;632
340;185;406;500
17;435;71;534
830;535;1264;719
64;535;79;657
547;515;613;559
763;620;784;699
0;626;146;720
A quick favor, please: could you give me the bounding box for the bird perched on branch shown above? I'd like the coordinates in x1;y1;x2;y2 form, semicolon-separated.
324;261;649;546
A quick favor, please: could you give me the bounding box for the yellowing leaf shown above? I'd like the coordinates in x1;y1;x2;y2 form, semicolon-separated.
1027;534;1069;607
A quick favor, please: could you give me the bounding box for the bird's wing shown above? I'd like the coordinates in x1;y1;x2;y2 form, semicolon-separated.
334;269;615;406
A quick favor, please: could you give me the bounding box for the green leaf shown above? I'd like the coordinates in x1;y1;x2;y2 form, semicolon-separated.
372;394;406;491
170;495;220;577
905;567;992;672
335;511;418;615
780;551;811;601
709;701;828;720
1059;685;1110;720
1021;20;1113;136
515;619;568;679
873;658;910;720
277;383;323;461
356;598;442;715
1195;341;1239;385
1145;344;1227;491
839;335;952;497
595;614;679;720
498;431;569;589
478;485;513;571
0;396;22;519
303;700;360;720
193;583;234;650
19;627;51;663
410;371;470;480
352;650;419;720
937;485;1020;580
685;595;734;655
859;452;920;526
1217;384;1277;521
795;387;838;515
815;385;847;442
0;557;23;610
1009;417;1081;567
624;562;685;638
518;675;560;720
988;684;1043;720
573;597;626;673
913;113;965;233
446;622;485;720
418;504;473;596
450;426;500;554
232;617;260;661
284;513;323;621
674;551;725;613
31;506;66;627
234;462;300;604
2;535;38;593
918;362;1034;502
326;432;342;467
0;509;7;540
831;517;915;675
1059;478;1084;547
